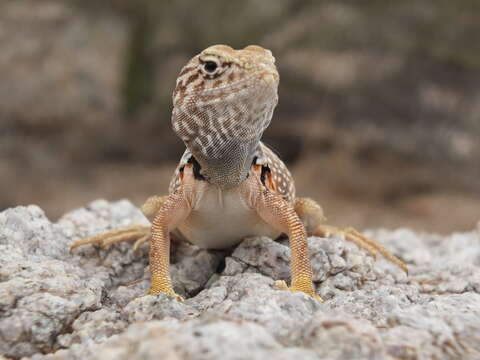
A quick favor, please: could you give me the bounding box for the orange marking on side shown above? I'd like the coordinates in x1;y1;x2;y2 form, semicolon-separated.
267;172;277;192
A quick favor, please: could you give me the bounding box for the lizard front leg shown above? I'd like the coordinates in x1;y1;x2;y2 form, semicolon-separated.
243;179;320;299
148;164;197;300
148;190;191;300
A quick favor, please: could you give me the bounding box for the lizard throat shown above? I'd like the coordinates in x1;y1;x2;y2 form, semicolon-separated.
187;138;259;189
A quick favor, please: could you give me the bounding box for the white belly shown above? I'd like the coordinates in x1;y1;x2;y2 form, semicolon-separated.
175;186;279;249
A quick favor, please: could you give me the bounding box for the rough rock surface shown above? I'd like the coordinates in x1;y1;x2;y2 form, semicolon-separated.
0;201;479;359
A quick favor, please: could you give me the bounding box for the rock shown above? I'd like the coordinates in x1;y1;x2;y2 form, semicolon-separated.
1;201;479;359
382;293;480;359
299;313;386;359
123;294;197;323
170;243;225;298
31;318;318;360
55;308;127;349
190;272;322;343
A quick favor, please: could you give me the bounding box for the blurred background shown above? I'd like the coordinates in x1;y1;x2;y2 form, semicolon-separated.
1;0;479;233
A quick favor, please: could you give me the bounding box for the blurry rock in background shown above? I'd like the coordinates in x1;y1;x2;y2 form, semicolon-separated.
1;0;479;232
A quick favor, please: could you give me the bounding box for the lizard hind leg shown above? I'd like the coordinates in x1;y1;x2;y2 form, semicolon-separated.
69;195;167;252
69;225;150;251
294;197;408;274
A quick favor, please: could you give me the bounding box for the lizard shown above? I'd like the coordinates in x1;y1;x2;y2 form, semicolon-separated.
70;44;407;301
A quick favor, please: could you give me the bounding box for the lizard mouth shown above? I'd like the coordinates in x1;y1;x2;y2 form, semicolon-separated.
185;71;278;98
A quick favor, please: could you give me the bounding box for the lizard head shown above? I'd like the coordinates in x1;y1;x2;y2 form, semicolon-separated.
171;44;279;188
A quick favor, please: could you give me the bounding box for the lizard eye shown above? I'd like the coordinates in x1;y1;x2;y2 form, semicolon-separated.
203;61;218;74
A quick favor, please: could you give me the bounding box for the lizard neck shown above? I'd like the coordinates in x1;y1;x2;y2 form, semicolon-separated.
187;139;260;189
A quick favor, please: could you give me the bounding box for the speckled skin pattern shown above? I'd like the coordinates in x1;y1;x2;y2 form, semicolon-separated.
70;45;407;301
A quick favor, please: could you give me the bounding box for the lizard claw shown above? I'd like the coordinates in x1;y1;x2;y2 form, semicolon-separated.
274;280;323;302
147;287;184;302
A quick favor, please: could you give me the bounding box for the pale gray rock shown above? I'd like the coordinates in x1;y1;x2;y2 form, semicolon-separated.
382;293;480;359
0;206;105;358
123;294;197;323
299;313;386;359
227;237;291;280
55;309;127;349
31;319;319;360
0;201;479;359
190;272;323;343
0;201;203;358
170;243;225;298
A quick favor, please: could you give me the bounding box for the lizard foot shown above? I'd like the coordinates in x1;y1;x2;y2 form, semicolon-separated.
148;284;184;302
314;225;408;274
274;280;323;301
69;225;150;252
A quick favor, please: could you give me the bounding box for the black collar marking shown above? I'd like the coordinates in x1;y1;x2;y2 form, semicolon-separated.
182;155;264;183
187;156;206;181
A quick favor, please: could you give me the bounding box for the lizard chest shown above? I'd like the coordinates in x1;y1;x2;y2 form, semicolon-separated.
175;186;279;249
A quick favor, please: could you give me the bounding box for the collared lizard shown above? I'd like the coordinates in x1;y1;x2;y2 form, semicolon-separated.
70;45;407;301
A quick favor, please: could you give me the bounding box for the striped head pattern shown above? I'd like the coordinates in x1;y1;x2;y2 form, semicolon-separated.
171;45;279;188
